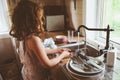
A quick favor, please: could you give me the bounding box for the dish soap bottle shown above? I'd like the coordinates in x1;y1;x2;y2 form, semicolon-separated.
106;46;117;67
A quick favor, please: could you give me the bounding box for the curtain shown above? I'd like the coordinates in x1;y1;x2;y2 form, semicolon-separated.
0;0;9;32
65;0;85;37
65;0;79;30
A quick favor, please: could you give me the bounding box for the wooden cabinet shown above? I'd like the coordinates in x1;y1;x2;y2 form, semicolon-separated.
0;59;22;80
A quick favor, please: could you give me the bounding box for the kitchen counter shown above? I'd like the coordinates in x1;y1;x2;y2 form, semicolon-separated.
102;59;120;80
43;31;85;41
45;31;120;80
55;56;120;80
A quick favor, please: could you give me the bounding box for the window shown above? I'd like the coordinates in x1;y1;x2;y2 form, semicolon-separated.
0;0;10;34
97;0;120;47
97;0;120;57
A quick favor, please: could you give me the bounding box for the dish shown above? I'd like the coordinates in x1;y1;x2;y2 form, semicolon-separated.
66;57;105;77
55;35;67;44
66;62;104;77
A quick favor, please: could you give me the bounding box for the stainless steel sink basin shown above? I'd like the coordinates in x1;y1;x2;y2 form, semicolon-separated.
59;43;100;57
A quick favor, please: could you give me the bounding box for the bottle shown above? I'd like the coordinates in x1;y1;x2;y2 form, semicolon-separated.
106;47;117;67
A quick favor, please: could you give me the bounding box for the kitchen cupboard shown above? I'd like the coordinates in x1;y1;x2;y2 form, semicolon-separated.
0;59;22;80
0;37;22;80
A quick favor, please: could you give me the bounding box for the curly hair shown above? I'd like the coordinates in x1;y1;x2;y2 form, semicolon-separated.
9;0;44;41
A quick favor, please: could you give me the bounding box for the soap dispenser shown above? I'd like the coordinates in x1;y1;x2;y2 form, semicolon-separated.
106;45;117;67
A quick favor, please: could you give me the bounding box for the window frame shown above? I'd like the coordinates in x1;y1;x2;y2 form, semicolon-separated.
95;0;120;58
84;0;120;58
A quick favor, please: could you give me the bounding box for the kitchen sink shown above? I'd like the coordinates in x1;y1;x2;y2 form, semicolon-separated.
59;43;101;57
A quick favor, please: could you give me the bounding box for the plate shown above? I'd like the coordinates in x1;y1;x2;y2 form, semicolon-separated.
66;62;104;77
66;57;105;76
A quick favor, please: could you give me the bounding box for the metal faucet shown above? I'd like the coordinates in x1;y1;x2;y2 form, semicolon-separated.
77;25;114;50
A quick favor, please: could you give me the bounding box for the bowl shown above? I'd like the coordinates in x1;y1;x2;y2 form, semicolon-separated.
55;35;68;44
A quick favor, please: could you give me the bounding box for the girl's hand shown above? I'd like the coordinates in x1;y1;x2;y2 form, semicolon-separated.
56;48;71;53
61;51;71;58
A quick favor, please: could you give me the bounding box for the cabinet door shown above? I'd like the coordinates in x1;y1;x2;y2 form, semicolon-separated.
0;60;22;80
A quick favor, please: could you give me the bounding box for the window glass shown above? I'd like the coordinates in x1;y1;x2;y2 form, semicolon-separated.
97;0;120;58
100;0;120;45
0;0;10;33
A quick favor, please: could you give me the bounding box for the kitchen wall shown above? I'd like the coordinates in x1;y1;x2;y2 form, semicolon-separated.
7;0;65;18
0;0;84;64
0;0;84;61
7;0;84;30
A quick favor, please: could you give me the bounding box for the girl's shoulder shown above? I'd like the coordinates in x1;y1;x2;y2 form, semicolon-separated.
26;34;42;43
26;34;40;39
25;34;43;50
